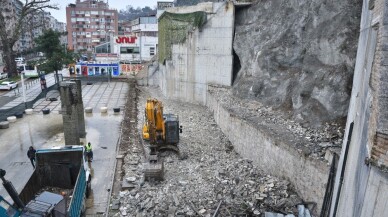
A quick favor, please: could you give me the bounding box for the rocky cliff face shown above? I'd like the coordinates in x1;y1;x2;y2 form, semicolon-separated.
233;0;362;127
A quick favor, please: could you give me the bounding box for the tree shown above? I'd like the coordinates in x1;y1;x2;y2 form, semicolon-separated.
34;29;74;83
0;0;57;77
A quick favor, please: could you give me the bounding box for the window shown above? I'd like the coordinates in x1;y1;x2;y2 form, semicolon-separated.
120;47;140;54
150;47;155;56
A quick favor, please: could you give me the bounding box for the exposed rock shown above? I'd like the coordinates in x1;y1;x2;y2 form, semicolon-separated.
233;0;362;127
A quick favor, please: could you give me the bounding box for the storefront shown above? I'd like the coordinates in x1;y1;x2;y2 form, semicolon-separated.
75;63;120;77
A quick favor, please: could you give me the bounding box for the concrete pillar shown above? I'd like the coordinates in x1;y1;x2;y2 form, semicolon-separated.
72;79;86;138
59;81;81;145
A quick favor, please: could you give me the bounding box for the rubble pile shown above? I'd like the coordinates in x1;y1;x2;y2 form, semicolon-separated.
38;187;73;208
209;85;344;160
110;87;307;216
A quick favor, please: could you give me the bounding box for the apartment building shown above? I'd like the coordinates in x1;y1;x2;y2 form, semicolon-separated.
66;0;118;52
0;0;25;53
28;11;66;48
0;0;65;60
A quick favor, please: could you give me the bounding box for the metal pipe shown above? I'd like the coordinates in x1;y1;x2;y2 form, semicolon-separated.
212;200;222;217
0;169;25;209
332;122;354;217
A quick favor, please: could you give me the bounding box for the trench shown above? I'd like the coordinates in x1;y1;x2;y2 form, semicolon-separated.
111;78;141;197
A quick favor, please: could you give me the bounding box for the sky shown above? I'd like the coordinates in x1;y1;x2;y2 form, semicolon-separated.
47;0;165;23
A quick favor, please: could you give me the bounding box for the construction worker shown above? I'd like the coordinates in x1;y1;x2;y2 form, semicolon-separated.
85;142;93;162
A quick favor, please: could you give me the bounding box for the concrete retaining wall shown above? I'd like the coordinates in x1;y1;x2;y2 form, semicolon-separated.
207;92;330;213
158;2;234;105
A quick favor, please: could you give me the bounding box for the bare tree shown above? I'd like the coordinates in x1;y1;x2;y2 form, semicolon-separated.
0;0;57;77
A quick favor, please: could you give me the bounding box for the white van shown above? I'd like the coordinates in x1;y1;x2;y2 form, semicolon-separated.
19;64;39;78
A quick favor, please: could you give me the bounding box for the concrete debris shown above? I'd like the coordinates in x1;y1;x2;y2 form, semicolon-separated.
298;205;311;217
265;212;285;217
209;86;344;161
125;177;137;182
110;199;120;210
199;208;207;214
110;86;306;216
119;207;127;216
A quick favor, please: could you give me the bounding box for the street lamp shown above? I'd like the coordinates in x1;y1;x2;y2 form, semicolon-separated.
20;72;26;109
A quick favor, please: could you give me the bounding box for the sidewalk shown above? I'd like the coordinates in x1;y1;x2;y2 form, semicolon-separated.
0;72;60;110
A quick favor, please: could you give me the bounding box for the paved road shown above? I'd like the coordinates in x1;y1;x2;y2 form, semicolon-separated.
0;76;128;215
0;73;57;109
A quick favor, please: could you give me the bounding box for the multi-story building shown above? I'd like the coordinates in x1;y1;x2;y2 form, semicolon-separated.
95;16;158;63
0;0;65;68
0;0;25;53
28;11;66;49
66;0;118;52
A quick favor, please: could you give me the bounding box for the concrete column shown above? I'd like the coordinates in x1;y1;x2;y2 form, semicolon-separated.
72;79;86;138
59;81;80;146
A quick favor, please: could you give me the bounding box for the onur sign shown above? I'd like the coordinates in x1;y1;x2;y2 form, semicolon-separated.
116;36;137;44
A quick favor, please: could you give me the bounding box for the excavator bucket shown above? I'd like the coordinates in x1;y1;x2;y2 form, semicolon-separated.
144;155;164;181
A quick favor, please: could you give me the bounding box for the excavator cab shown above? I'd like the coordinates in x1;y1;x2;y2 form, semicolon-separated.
163;114;180;145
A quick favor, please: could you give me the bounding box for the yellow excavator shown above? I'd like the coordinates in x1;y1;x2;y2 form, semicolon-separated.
142;98;182;180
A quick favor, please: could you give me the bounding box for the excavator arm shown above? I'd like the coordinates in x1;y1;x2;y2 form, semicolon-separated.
143;98;166;144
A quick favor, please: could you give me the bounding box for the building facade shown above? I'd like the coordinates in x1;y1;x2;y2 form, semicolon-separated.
0;0;64;64
95;16;158;63
0;0;25;53
66;0;118;52
29;11;66;49
328;0;388;216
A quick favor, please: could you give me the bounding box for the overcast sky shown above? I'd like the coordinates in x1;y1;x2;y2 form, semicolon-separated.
47;0;167;23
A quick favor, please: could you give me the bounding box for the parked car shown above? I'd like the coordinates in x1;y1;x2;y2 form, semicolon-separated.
0;81;18;90
0;73;7;80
